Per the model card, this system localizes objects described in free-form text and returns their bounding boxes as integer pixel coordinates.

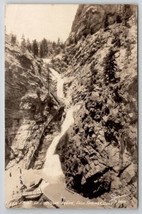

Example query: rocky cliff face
[68,5,135,44]
[56,4,137,207]
[5,38,61,169]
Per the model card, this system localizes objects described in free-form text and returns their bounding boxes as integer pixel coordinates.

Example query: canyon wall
[5,37,60,169]
[57,4,137,207]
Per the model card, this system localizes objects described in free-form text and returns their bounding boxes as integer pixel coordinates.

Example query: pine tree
[11,34,17,46]
[104,50,118,85]
[39,41,44,58]
[32,39,39,57]
[39,38,48,58]
[26,39,32,52]
[52,41,56,50]
[42,38,48,57]
[57,38,61,46]
[55,46,60,55]
[20,35,26,53]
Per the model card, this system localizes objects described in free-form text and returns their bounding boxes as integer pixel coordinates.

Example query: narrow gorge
[5,4,137,208]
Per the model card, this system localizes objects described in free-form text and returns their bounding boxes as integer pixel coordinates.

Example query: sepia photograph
[5,4,137,208]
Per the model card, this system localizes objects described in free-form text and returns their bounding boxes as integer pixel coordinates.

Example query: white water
[49,67,64,101]
[43,58,65,101]
[43,106,80,183]
[43,63,81,184]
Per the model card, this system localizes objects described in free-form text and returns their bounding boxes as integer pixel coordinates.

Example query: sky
[5,4,78,42]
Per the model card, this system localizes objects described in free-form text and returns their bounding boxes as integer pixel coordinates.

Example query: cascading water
[43,106,78,183]
[43,65,81,184]
[49,67,64,101]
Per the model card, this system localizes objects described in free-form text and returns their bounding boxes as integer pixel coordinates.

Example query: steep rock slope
[68,4,135,44]
[57,5,137,207]
[5,38,60,169]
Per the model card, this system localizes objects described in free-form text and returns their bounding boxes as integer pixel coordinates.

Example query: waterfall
[42,65,81,184]
[49,67,64,101]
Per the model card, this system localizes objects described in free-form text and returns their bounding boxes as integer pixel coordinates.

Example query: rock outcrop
[5,37,61,169]
[56,4,137,208]
[68,5,135,44]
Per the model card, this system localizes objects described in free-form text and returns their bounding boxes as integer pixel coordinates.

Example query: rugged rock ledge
[5,38,62,169]
[56,4,137,208]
